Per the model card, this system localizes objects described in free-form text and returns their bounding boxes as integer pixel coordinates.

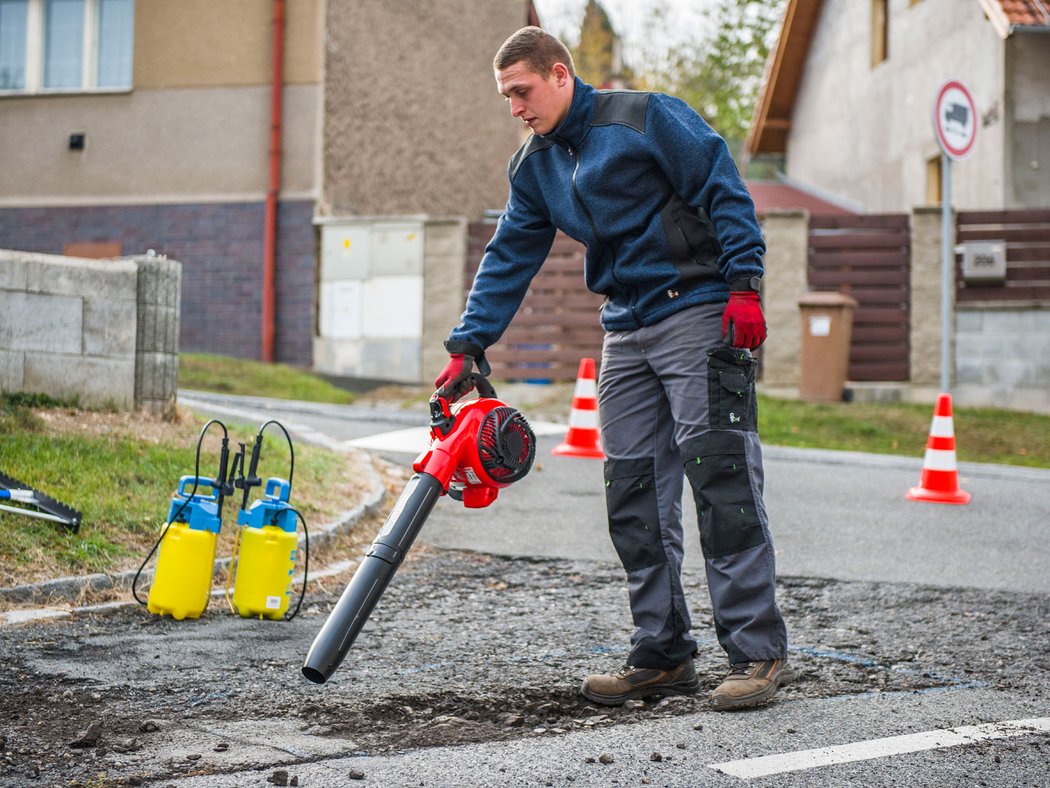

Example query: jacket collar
[546,77,595,149]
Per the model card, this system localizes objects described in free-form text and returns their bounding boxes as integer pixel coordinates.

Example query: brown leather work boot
[581,660,700,706]
[710,658,795,710]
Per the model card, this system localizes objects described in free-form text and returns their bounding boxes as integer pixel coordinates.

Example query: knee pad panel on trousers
[707,348,757,432]
[605,457,664,572]
[680,432,765,559]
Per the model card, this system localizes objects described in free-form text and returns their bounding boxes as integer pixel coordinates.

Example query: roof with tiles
[994,0,1050,26]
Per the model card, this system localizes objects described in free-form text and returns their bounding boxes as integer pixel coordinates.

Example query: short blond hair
[493,26,575,78]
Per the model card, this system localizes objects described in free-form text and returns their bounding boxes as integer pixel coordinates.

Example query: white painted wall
[787,0,1007,212]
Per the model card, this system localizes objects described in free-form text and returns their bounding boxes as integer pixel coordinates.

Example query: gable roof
[746,0,1050,157]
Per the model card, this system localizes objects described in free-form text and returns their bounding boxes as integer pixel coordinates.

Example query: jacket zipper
[566,143,639,325]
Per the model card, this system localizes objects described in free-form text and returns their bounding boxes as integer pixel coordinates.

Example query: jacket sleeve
[447,179,557,351]
[647,94,765,288]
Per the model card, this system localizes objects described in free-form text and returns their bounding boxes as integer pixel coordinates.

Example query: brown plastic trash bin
[798,291,859,402]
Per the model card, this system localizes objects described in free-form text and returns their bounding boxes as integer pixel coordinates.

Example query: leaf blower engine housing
[417,394,536,508]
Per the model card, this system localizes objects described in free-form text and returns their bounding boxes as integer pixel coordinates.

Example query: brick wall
[0,200,316,364]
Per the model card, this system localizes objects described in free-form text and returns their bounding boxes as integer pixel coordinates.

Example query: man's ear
[551,62,571,85]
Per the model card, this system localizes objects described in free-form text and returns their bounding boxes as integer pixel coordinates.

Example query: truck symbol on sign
[944,103,969,131]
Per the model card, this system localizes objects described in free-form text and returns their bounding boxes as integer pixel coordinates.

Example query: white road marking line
[708,717,1050,779]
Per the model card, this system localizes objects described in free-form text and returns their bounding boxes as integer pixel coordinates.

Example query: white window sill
[0,87,133,99]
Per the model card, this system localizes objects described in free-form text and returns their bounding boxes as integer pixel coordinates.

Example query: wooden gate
[465,223,602,382]
[808,215,911,381]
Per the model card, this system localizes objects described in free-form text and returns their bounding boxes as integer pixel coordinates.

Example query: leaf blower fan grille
[478,407,536,484]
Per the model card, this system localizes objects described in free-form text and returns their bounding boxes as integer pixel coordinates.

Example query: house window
[871,0,888,67]
[0,0,133,93]
[926,155,942,206]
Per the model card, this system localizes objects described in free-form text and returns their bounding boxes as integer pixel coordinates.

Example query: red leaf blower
[302,375,536,684]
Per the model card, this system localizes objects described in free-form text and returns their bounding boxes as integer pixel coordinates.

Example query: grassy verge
[178,352,356,404]
[757,394,1049,468]
[0,394,371,587]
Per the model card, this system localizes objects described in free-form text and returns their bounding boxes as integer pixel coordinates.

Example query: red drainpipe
[261,0,285,362]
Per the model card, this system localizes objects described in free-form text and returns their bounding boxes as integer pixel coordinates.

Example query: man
[435,27,792,711]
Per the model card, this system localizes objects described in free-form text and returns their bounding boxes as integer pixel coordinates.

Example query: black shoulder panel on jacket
[592,91,651,133]
[509,134,556,181]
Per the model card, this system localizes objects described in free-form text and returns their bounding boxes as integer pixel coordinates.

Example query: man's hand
[722,291,767,349]
[434,354,478,402]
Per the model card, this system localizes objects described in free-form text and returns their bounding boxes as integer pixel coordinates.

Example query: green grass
[178,352,356,404]
[757,394,1049,468]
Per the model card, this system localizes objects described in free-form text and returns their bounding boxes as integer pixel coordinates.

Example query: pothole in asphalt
[0,548,1043,785]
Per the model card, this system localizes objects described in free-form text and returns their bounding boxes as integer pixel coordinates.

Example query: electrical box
[960,241,1006,284]
[322,225,371,281]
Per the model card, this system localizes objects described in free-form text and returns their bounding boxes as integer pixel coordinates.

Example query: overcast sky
[531,0,717,72]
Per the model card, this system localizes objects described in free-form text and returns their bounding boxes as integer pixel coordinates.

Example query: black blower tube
[302,472,444,684]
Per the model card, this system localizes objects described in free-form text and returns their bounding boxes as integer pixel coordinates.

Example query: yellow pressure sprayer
[226,420,309,621]
[132,419,309,622]
[134,420,233,620]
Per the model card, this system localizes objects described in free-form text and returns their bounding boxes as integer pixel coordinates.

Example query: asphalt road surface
[0,391,1046,786]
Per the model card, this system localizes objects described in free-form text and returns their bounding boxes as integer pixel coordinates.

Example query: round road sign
[933,80,977,161]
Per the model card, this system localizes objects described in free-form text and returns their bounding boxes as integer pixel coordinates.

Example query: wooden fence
[808,214,911,381]
[955,209,1050,303]
[466,223,602,382]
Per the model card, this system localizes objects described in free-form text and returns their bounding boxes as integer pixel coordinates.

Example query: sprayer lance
[301,472,443,684]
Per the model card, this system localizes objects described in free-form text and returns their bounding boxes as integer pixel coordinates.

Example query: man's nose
[510,100,525,117]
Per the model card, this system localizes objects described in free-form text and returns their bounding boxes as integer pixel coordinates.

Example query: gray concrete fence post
[134,254,182,416]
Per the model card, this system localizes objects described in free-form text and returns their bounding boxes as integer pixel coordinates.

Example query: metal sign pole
[941,155,952,395]
[932,79,976,396]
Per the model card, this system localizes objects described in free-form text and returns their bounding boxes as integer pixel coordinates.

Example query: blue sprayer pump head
[238,477,296,532]
[167,476,222,534]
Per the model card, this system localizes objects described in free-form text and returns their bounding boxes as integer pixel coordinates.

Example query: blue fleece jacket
[447,77,764,354]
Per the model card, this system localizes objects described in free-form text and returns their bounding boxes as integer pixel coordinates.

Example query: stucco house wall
[787,0,1007,212]
[322,0,526,219]
[1006,32,1050,207]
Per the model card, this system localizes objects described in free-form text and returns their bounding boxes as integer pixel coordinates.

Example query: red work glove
[434,354,477,402]
[722,291,767,349]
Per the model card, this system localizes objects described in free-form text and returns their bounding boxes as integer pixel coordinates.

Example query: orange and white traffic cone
[906,393,971,505]
[552,358,605,459]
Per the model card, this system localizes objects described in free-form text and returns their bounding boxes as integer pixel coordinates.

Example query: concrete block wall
[955,306,1050,413]
[0,249,180,413]
[0,200,315,364]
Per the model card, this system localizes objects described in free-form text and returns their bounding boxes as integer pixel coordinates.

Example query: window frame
[871,0,888,68]
[0,0,133,96]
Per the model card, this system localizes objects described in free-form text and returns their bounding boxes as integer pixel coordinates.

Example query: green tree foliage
[571,0,629,87]
[645,0,787,156]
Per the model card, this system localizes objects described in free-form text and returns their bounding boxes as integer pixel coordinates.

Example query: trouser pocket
[680,432,765,559]
[605,457,664,572]
[707,348,757,431]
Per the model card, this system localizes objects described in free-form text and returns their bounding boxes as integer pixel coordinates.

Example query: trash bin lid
[798,291,859,308]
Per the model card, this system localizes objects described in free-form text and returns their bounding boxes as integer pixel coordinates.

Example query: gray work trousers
[598,302,788,669]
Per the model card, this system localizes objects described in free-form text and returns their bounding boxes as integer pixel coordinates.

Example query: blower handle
[429,373,498,436]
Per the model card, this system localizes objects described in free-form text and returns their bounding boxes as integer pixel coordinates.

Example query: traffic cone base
[552,358,604,460]
[905,393,970,505]
[906,482,972,505]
